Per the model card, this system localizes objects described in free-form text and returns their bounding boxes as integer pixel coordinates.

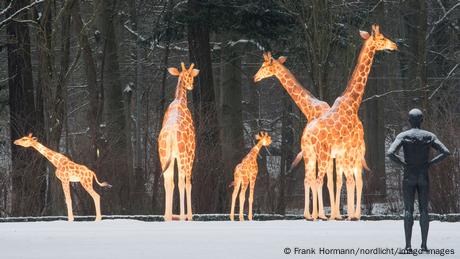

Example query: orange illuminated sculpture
[254,52,369,220]
[158,62,199,221]
[14,134,111,221]
[230,132,272,221]
[300,25,397,220]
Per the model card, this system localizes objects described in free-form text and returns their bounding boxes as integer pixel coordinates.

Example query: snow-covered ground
[0,219,458,258]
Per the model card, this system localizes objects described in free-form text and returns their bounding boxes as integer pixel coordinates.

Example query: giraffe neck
[340,40,376,113]
[174,78,187,102]
[247,142,263,160]
[273,64,320,121]
[31,142,62,168]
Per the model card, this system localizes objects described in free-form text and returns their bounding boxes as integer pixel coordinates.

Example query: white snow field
[0,219,459,259]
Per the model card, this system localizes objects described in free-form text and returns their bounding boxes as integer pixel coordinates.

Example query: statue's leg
[403,180,416,249]
[418,184,430,251]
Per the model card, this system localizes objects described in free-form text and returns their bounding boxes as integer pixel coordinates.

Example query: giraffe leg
[316,177,327,220]
[333,169,344,220]
[345,171,356,220]
[354,167,363,220]
[61,181,74,222]
[332,159,344,220]
[230,178,241,221]
[80,179,102,221]
[185,174,193,221]
[239,182,248,221]
[316,150,331,220]
[304,157,315,220]
[178,168,186,221]
[326,160,335,220]
[248,181,255,221]
[163,165,174,221]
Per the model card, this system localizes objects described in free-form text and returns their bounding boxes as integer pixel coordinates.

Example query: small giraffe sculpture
[230,132,272,221]
[301,25,397,220]
[158,62,199,221]
[254,52,369,220]
[14,134,111,221]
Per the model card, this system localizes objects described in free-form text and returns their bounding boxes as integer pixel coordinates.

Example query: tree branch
[0,0,44,29]
[428,63,459,100]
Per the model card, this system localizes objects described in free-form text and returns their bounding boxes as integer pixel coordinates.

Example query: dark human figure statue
[387,108,450,252]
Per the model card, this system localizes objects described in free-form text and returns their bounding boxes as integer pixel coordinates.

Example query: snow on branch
[362,86,430,103]
[0,0,44,29]
[123,23,188,52]
[426,2,460,39]
[428,63,459,100]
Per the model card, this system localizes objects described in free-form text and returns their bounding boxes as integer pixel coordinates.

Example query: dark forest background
[0,0,458,217]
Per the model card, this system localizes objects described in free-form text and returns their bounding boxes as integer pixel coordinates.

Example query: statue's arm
[387,134,406,166]
[429,136,451,166]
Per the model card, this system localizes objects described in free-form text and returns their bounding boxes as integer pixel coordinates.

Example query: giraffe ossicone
[14,133,111,222]
[230,131,272,221]
[158,62,199,221]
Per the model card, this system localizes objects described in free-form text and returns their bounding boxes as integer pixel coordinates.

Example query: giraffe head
[359,24,398,52]
[256,131,272,146]
[168,62,200,90]
[254,52,287,82]
[14,133,38,148]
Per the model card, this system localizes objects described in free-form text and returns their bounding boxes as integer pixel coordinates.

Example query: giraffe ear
[255,134,261,140]
[278,56,287,64]
[359,30,370,40]
[32,137,37,141]
[168,67,180,76]
[191,69,199,77]
[28,133,32,138]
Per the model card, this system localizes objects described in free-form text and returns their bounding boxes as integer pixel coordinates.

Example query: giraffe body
[158,63,199,221]
[255,52,368,220]
[301,25,397,220]
[14,134,110,221]
[230,132,271,221]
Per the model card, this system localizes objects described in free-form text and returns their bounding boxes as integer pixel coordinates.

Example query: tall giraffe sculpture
[14,134,111,221]
[254,52,368,220]
[158,62,199,221]
[230,132,272,221]
[301,25,397,220]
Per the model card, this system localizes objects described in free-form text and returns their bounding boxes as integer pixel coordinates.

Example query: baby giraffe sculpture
[14,134,111,221]
[230,132,272,221]
[158,62,199,221]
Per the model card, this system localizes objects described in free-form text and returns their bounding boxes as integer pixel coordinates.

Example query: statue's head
[359,24,398,52]
[168,62,199,91]
[254,52,287,82]
[256,131,272,147]
[14,133,38,148]
[408,108,423,128]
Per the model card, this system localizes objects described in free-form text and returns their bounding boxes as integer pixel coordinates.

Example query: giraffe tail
[288,151,303,174]
[93,172,112,188]
[362,157,371,172]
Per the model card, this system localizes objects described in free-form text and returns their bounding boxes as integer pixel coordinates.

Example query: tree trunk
[276,91,294,214]
[218,39,244,211]
[96,0,130,214]
[6,0,46,216]
[187,0,222,213]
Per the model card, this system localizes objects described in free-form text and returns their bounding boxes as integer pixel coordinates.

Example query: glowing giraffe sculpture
[158,62,199,221]
[230,132,272,221]
[301,25,397,220]
[14,134,111,221]
[254,52,369,220]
